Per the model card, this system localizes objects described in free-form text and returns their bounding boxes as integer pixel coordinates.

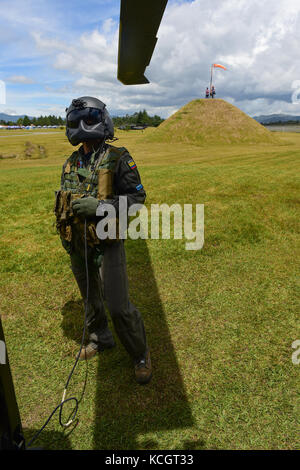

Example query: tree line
[0,115,65,126]
[0,109,164,128]
[264,120,300,126]
[112,110,164,128]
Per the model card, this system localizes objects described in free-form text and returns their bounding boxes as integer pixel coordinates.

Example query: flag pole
[210,64,213,98]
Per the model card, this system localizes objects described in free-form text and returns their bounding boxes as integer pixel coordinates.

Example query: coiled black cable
[27,219,89,448]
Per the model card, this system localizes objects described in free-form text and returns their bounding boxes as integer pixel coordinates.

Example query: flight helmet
[65,96,114,146]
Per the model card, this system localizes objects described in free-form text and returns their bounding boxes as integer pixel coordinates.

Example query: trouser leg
[101,241,147,360]
[70,251,114,350]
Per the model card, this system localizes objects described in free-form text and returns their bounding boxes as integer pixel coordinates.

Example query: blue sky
[1,0,300,118]
[0,0,122,115]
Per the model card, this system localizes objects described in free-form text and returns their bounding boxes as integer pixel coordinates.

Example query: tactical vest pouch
[74,218,101,247]
[97,168,122,242]
[54,190,100,246]
[54,190,75,242]
[97,168,114,200]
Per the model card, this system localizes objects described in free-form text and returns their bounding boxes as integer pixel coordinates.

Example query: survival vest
[54,144,127,247]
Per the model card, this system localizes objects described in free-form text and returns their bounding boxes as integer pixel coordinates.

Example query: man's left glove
[72,196,99,218]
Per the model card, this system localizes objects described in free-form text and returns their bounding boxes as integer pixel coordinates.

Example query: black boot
[134,350,152,385]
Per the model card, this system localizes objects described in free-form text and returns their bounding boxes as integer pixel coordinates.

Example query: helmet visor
[67,107,103,129]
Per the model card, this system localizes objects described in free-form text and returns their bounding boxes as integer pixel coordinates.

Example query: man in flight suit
[55,96,152,384]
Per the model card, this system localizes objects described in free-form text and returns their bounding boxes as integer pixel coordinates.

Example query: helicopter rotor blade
[118,0,168,85]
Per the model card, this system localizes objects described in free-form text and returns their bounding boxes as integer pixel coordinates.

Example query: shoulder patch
[127,159,137,170]
[136,183,143,191]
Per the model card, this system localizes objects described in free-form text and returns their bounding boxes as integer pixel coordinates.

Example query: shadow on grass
[61,238,195,449]
[94,238,194,449]
[24,428,73,450]
[61,299,85,343]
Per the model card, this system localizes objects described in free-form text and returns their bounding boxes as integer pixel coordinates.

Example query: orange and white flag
[213,64,227,70]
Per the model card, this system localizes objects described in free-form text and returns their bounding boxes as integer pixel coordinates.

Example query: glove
[72,197,99,218]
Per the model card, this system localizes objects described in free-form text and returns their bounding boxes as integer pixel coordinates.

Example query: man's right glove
[72,196,99,218]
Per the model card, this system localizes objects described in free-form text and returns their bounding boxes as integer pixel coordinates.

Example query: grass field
[0,127,299,450]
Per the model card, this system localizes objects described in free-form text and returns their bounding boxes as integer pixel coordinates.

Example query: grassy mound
[142,99,280,145]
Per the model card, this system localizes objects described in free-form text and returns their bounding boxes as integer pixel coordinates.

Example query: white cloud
[7,75,34,84]
[11,0,300,117]
[102,18,117,35]
[32,32,67,53]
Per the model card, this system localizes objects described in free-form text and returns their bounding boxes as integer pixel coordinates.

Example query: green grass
[0,129,299,449]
